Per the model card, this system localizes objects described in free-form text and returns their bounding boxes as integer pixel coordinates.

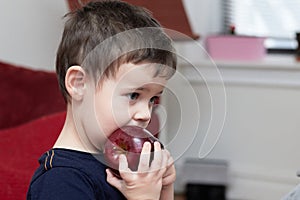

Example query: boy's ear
[65,66,87,101]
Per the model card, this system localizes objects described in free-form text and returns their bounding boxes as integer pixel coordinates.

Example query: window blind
[224,0,300,50]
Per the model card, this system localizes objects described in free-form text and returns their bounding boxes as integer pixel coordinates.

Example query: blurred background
[0,0,300,199]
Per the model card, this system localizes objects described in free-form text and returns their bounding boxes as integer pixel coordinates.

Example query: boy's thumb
[106,169,122,191]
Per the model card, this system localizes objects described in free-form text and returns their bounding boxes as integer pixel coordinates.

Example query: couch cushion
[0,61,66,129]
[0,111,65,200]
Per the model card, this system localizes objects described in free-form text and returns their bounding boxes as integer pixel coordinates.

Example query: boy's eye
[128,92,139,100]
[150,96,159,105]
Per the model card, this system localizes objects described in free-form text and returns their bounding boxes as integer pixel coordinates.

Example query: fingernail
[144,141,150,147]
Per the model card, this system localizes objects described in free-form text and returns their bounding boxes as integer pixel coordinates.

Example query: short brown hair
[56,0,177,102]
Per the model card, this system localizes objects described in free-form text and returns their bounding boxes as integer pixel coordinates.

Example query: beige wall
[0,0,222,70]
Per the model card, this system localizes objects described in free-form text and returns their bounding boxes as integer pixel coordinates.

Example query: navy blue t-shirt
[27,148,126,200]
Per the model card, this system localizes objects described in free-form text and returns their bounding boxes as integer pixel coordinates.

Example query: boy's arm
[160,153,176,200]
[28,168,96,200]
[160,184,174,200]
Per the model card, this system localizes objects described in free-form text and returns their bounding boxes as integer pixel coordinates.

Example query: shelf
[178,55,300,88]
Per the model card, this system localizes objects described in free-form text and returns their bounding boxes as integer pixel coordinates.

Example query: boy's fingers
[137,142,151,172]
[119,154,134,180]
[119,154,130,173]
[106,169,123,191]
[150,141,163,171]
[165,150,174,167]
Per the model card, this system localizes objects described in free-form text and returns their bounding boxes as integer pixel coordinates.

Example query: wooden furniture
[67,0,199,40]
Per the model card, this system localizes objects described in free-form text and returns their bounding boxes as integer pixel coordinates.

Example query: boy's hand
[160,151,176,200]
[162,151,176,187]
[106,141,169,200]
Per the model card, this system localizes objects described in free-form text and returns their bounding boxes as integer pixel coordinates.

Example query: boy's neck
[53,105,101,154]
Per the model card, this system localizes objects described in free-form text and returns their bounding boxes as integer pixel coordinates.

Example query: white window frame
[223,0,300,51]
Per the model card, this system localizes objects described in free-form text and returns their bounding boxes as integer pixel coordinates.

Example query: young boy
[27,0,177,200]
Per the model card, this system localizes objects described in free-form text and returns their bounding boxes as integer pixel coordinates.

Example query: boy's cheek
[110,111,132,130]
[110,99,132,124]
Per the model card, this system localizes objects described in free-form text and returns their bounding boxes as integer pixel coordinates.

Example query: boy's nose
[132,102,152,125]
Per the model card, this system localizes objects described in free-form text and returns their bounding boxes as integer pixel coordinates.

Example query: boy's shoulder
[27,148,125,200]
[32,148,106,179]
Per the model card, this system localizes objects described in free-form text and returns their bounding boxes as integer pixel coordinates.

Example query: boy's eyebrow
[135,87,164,95]
[136,87,148,92]
[157,90,164,95]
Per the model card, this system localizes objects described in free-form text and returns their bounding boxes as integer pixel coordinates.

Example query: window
[224,0,300,52]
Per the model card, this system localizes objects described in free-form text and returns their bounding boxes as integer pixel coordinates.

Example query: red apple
[103,126,164,178]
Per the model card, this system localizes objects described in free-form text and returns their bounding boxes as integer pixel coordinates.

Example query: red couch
[0,61,66,199]
[0,112,66,199]
[0,61,160,199]
[0,61,66,130]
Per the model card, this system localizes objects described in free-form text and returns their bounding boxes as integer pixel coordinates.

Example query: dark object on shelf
[186,184,226,200]
[295,32,300,61]
[229,24,235,35]
[182,158,228,200]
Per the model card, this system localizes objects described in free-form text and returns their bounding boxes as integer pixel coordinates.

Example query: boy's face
[80,62,168,148]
